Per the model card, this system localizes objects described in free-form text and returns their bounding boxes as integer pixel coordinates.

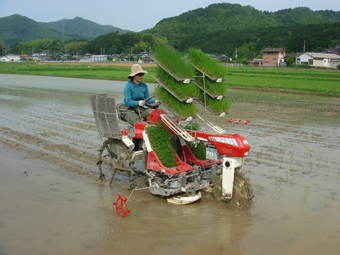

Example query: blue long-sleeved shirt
[123,80,155,107]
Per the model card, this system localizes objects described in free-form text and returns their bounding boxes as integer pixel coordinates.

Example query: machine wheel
[231,170,254,209]
[213,170,254,209]
[151,177,164,188]
[149,177,165,196]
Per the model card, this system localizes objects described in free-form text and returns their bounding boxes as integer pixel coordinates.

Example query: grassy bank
[0,62,158,83]
[1,62,339,96]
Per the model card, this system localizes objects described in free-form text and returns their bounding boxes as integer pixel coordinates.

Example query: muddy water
[0,74,339,255]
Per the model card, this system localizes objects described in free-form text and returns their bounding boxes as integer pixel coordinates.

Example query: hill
[0,15,131,47]
[0,14,76,46]
[146,3,340,37]
[39,17,131,40]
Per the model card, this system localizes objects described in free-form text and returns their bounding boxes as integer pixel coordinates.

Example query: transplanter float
[90,94,254,208]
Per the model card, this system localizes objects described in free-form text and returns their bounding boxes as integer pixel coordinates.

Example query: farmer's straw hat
[127,64,148,78]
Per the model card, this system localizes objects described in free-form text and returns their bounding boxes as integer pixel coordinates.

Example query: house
[90,55,108,62]
[251,58,263,67]
[296,52,340,68]
[285,53,299,61]
[324,45,340,55]
[142,55,153,63]
[111,54,121,61]
[216,54,228,62]
[0,56,9,62]
[7,54,21,62]
[261,48,286,67]
[20,54,31,61]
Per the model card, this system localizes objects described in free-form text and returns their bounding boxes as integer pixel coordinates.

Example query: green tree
[286,57,294,67]
[0,41,6,55]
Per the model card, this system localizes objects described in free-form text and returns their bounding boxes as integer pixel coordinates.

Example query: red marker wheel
[113,194,130,219]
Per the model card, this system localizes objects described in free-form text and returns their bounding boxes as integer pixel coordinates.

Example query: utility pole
[303,40,306,53]
[62,23,65,44]
[235,48,238,60]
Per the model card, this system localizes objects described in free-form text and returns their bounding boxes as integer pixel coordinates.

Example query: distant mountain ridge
[0,14,131,47]
[146,3,340,36]
[39,17,131,40]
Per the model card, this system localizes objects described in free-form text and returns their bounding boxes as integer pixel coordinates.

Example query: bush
[337,64,340,70]
[286,57,294,67]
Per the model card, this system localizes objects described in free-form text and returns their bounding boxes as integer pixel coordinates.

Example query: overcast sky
[1,0,339,32]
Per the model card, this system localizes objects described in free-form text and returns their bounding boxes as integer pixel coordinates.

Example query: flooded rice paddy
[0,74,339,255]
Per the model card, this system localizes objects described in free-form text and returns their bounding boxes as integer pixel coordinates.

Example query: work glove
[155,100,161,106]
[138,100,146,107]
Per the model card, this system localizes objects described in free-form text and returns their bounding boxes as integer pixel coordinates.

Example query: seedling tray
[190,63,226,82]
[151,57,195,83]
[152,75,196,102]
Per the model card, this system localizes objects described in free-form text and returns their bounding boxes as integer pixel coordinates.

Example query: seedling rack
[192,80,226,99]
[152,75,195,103]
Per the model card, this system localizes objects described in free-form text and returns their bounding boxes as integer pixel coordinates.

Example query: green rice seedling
[303,186,310,203]
[270,168,277,175]
[275,178,283,193]
[157,67,200,99]
[154,45,195,79]
[186,142,206,160]
[330,192,340,201]
[146,123,177,168]
[198,93,232,113]
[155,86,199,117]
[194,70,228,95]
[187,48,227,78]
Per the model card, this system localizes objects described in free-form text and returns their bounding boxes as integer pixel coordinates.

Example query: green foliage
[157,67,199,99]
[83,31,168,55]
[8,39,67,54]
[0,41,5,55]
[176,22,340,58]
[286,57,295,67]
[146,124,177,168]
[337,64,340,71]
[237,42,256,59]
[147,3,340,37]
[154,45,195,78]
[64,40,89,55]
[187,49,227,78]
[155,86,199,117]
[239,59,250,65]
[187,142,206,160]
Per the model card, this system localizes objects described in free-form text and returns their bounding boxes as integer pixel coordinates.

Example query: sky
[0,0,339,32]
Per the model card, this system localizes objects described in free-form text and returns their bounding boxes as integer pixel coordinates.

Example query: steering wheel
[145,102,159,109]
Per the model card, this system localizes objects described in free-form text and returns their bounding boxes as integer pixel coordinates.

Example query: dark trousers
[119,105,153,126]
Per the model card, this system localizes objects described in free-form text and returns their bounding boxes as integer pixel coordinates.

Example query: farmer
[120,64,161,125]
